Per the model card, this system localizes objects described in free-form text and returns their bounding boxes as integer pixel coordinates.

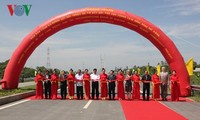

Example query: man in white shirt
[75,69,83,100]
[159,67,169,101]
[90,68,100,100]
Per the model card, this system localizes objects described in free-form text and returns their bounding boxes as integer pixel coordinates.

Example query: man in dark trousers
[75,69,84,100]
[141,71,151,101]
[44,70,51,99]
[90,68,100,100]
[59,70,67,99]
[107,70,116,100]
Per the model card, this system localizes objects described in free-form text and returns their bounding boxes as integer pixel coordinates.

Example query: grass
[189,91,200,102]
[189,96,200,102]
[0,85,35,97]
[190,74,200,85]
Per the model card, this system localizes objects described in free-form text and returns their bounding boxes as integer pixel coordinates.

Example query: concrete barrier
[0,90,35,106]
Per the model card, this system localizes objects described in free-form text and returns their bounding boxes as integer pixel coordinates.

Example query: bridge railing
[191,85,200,96]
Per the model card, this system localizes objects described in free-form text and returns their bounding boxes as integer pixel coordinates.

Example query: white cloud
[45,35,92,47]
[0,25,32,62]
[160,0,200,16]
[0,22,164,70]
[26,39,163,71]
[0,47,13,62]
[0,25,29,42]
[160,23,200,63]
[161,23,200,38]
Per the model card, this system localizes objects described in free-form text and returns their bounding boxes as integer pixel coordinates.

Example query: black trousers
[108,82,115,100]
[92,82,99,99]
[60,80,67,99]
[44,81,51,99]
[76,86,83,99]
[143,84,150,100]
[161,84,168,100]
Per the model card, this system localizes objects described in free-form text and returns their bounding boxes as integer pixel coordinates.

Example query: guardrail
[19,77,34,83]
[191,85,200,96]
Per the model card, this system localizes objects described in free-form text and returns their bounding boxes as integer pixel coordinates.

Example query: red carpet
[120,101,187,120]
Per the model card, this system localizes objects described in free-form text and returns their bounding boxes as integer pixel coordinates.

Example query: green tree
[20,67,36,78]
[36,66,47,73]
[0,60,9,79]
[36,66,61,74]
[0,60,36,79]
[193,61,197,70]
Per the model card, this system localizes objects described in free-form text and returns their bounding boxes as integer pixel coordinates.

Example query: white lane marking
[0,99,30,110]
[83,100,93,109]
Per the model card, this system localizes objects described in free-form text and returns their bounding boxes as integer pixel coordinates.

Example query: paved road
[0,97,200,120]
[1,81,200,120]
[0,100,125,120]
[162,102,200,120]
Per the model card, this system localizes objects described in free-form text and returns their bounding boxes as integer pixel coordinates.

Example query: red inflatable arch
[1,7,191,96]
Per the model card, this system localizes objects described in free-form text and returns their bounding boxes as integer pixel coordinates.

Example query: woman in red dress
[100,68,108,100]
[116,69,125,100]
[152,70,161,100]
[83,69,91,99]
[51,70,58,100]
[132,71,140,100]
[170,70,180,101]
[35,70,44,99]
[67,69,75,99]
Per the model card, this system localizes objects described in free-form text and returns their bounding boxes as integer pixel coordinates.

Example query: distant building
[194,68,200,73]
[194,68,200,77]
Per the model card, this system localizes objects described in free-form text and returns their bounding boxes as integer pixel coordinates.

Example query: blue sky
[0,0,200,71]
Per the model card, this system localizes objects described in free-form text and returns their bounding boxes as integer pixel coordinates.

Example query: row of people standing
[34,68,122,100]
[34,67,180,101]
[35,70,60,100]
[151,67,180,101]
[35,69,85,100]
[121,67,180,101]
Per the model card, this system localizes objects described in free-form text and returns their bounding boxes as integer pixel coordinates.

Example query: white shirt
[75,74,83,86]
[90,73,100,82]
[159,72,169,84]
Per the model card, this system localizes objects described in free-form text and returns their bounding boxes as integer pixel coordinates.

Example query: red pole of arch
[1,7,191,96]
